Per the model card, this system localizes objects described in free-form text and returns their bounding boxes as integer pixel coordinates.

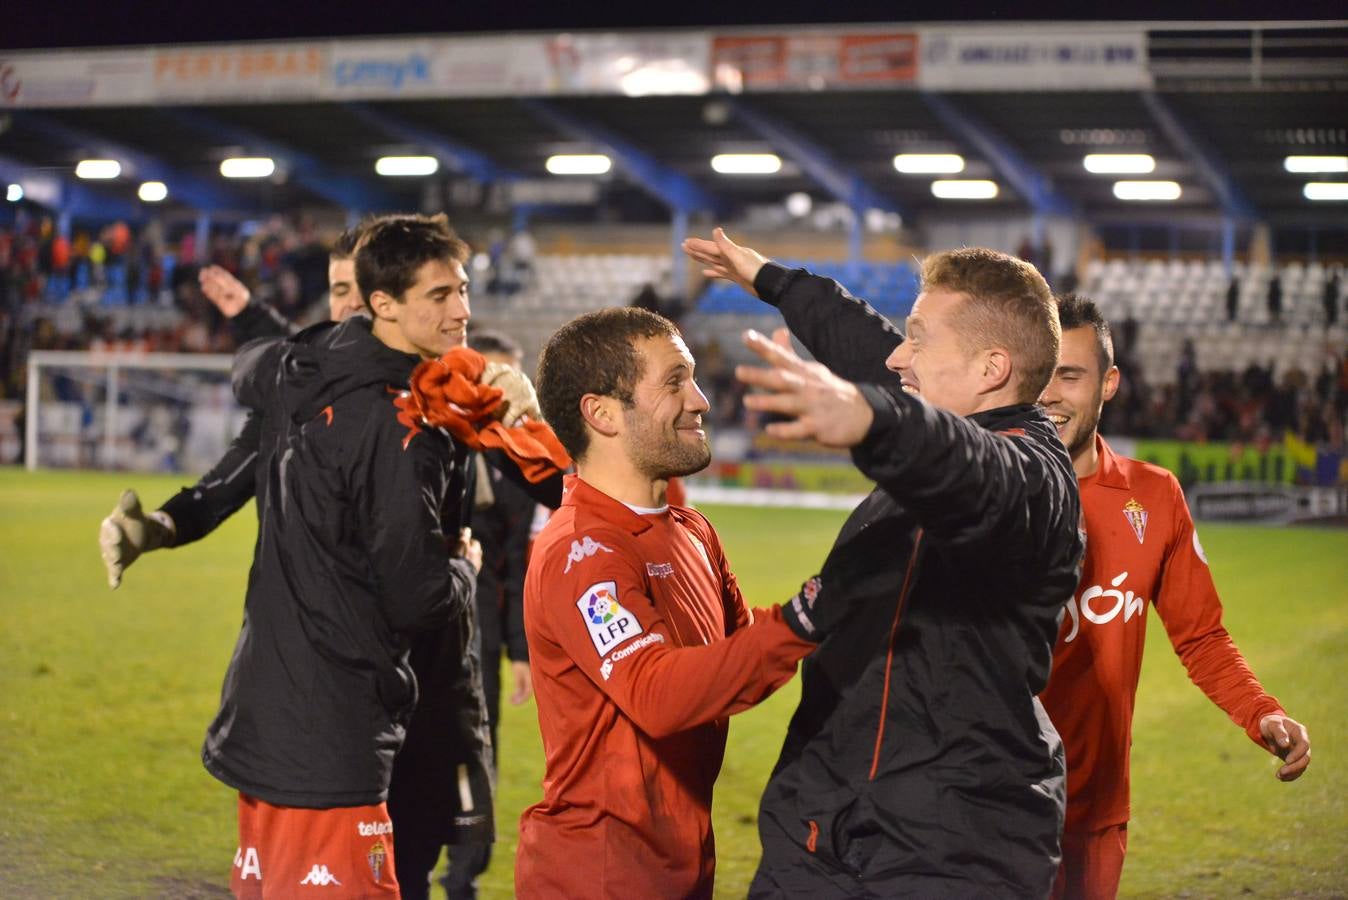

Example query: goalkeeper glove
[482,362,542,427]
[98,490,175,590]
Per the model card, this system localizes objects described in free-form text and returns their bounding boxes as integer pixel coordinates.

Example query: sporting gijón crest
[1123,497,1148,544]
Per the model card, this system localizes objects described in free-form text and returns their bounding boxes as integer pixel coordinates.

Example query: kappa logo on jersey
[1123,497,1148,544]
[646,561,674,578]
[564,535,614,573]
[576,581,644,656]
[234,846,262,881]
[1063,571,1148,642]
[299,864,342,886]
[367,840,388,882]
[599,632,666,680]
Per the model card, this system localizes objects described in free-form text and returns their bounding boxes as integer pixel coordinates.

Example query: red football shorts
[231,793,400,898]
[1052,823,1129,900]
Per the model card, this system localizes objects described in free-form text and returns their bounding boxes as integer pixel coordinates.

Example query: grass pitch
[1,467,1345,898]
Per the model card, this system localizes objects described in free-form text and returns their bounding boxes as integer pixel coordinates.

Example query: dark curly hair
[537,307,681,461]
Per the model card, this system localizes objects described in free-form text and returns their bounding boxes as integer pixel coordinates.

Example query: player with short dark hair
[682,228,1083,898]
[201,213,480,898]
[1038,293,1310,900]
[517,306,865,899]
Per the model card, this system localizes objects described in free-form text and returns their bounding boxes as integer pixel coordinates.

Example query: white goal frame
[25,350,236,472]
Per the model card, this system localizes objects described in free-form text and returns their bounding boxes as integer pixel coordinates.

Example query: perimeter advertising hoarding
[710,32,917,91]
[2,27,1154,108]
[916,28,1150,90]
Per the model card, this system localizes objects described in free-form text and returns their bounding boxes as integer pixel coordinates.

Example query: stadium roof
[1,23,1345,230]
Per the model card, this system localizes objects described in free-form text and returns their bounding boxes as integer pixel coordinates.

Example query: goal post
[25,350,244,474]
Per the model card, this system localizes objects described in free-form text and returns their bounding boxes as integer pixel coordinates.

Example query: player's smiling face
[884,288,985,416]
[1039,325,1118,459]
[327,257,364,322]
[375,257,471,360]
[621,333,711,481]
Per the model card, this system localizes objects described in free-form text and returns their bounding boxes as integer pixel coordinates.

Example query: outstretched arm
[682,227,903,385]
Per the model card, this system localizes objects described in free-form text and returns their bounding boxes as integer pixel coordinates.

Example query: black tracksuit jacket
[166,303,561,835]
[747,264,1084,899]
[201,316,478,808]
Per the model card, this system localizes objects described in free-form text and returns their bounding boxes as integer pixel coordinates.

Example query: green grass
[1,467,1345,898]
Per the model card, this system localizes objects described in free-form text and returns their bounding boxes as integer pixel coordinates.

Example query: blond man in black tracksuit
[685,230,1084,898]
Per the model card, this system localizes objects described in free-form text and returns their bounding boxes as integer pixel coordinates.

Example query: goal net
[24,351,245,474]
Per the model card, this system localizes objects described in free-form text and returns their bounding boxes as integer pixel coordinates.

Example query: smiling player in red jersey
[1038,294,1311,900]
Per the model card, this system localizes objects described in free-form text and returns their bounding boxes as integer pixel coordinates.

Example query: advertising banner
[918,28,1150,90]
[711,31,917,91]
[152,42,326,102]
[0,51,151,108]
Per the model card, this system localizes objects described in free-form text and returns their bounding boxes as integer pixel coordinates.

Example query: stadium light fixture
[1112,180,1181,201]
[785,192,812,217]
[137,181,168,202]
[375,156,440,177]
[930,179,998,200]
[1284,155,1348,174]
[1083,153,1155,174]
[1303,182,1348,201]
[6,184,21,202]
[220,157,276,179]
[75,159,121,180]
[893,153,965,174]
[711,153,782,175]
[545,154,612,175]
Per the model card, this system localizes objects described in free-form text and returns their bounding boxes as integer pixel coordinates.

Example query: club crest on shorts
[1123,498,1148,544]
[576,581,644,656]
[367,839,387,882]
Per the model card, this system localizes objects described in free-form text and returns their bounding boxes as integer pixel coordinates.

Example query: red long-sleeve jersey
[516,476,814,899]
[1040,437,1284,832]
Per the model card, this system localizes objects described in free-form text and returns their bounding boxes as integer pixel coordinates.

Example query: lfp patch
[576,581,644,657]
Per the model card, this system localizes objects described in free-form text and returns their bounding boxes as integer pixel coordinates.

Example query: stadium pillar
[195,214,210,264]
[670,207,689,299]
[1221,217,1235,276]
[848,209,863,277]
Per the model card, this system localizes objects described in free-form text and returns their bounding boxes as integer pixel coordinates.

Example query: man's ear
[979,347,1014,394]
[1102,365,1121,403]
[579,393,621,440]
[368,289,399,322]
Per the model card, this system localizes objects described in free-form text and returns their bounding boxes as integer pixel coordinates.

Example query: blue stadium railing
[696,259,920,319]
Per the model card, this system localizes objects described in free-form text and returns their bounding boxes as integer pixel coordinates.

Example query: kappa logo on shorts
[234,846,262,881]
[576,581,644,656]
[564,535,613,573]
[299,864,342,886]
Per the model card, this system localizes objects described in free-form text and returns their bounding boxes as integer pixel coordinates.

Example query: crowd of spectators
[2,215,1344,454]
[1100,329,1346,452]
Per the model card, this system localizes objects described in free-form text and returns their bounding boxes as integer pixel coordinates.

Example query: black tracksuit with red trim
[748,264,1084,898]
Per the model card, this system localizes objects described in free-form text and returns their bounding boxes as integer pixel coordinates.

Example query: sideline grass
[1,467,1344,897]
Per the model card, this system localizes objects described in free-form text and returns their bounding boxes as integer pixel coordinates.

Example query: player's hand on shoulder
[1260,714,1311,781]
[483,362,542,426]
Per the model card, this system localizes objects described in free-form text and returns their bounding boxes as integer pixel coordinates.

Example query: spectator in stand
[1226,275,1241,322]
[1267,274,1283,324]
[1324,268,1341,329]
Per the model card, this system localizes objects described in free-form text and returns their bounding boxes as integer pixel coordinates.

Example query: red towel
[399,347,571,483]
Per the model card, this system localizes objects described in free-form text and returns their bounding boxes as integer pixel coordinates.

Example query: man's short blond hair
[919,248,1060,402]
